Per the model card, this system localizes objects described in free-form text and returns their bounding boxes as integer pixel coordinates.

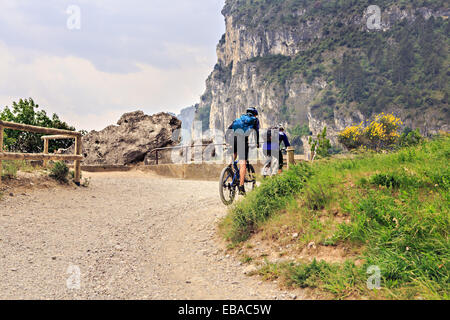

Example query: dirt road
[0,171,299,300]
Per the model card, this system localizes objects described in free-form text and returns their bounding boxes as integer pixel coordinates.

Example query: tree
[0,98,77,153]
[309,126,331,160]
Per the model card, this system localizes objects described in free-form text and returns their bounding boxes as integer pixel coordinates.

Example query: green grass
[258,259,367,299]
[240,254,254,264]
[1,160,35,178]
[221,135,450,299]
[220,163,312,243]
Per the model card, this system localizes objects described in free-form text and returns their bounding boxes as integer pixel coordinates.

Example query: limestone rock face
[71,111,181,165]
[218,13,322,69]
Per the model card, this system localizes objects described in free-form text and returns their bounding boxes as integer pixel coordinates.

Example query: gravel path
[0,171,299,300]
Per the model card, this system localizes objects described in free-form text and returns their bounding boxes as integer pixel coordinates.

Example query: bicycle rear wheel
[219,166,236,206]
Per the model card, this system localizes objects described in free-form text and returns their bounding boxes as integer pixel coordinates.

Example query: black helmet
[246,107,258,116]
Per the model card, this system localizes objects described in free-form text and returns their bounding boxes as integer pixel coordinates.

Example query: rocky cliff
[196,0,449,154]
[67,111,181,165]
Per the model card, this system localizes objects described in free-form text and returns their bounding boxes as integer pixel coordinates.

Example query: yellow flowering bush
[339,113,403,150]
[338,122,364,149]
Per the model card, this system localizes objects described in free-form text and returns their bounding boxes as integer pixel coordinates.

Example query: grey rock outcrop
[68,111,181,165]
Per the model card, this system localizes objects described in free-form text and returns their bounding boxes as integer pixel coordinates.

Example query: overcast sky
[0,0,225,130]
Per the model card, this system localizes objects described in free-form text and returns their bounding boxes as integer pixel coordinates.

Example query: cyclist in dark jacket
[263,124,291,174]
[227,107,260,195]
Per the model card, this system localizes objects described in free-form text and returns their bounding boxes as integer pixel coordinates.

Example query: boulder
[67,111,181,165]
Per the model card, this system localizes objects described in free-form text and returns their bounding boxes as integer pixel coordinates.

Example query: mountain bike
[219,145,257,206]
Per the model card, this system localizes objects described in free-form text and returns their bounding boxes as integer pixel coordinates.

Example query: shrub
[49,161,69,183]
[338,123,364,149]
[365,113,403,149]
[399,128,424,147]
[339,113,403,150]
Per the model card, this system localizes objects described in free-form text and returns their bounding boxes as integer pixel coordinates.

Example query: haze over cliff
[194,0,449,154]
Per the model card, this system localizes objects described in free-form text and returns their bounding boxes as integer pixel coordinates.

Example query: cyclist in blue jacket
[263,124,291,174]
[226,107,260,195]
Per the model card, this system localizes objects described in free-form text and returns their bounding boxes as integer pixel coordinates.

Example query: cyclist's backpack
[231,114,257,133]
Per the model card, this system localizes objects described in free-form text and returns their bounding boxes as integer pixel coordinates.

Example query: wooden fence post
[0,126,3,185]
[74,136,82,186]
[43,138,49,167]
[287,146,295,170]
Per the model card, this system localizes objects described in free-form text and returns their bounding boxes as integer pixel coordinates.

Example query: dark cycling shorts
[233,135,250,161]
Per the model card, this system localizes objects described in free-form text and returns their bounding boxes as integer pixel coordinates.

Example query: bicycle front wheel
[219,166,236,206]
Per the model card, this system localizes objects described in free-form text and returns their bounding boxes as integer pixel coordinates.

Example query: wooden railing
[41,135,77,167]
[0,121,83,186]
